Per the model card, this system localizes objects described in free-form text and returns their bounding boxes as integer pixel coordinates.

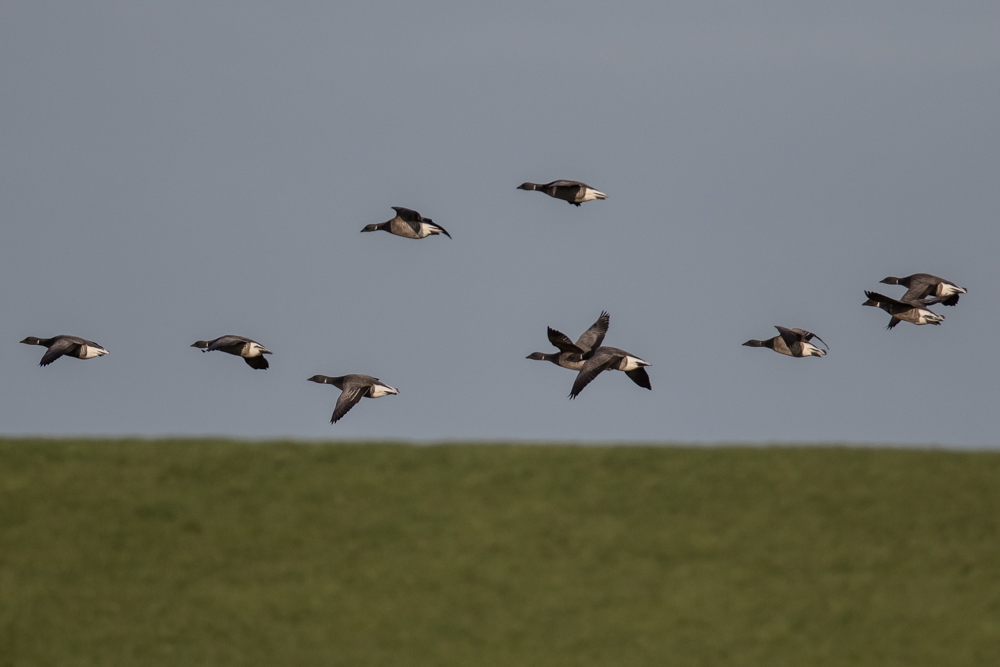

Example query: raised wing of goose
[546,327,585,354]
[391,207,452,239]
[574,311,609,355]
[776,326,829,353]
[390,207,425,235]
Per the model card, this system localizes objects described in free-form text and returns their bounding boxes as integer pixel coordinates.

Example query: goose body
[880,273,967,306]
[307,374,399,423]
[191,335,272,369]
[20,335,109,367]
[527,311,610,371]
[517,180,607,206]
[361,207,451,239]
[862,291,944,329]
[568,346,651,399]
[743,326,828,358]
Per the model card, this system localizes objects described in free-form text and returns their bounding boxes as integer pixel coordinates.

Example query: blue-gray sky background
[2,2,998,446]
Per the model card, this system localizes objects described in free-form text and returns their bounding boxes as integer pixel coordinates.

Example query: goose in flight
[743,326,828,358]
[517,180,607,206]
[568,346,651,399]
[879,273,967,306]
[191,335,272,369]
[20,335,109,367]
[307,374,399,423]
[361,207,451,239]
[862,291,945,329]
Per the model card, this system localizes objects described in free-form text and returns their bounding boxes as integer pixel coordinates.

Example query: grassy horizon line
[1,435,996,451]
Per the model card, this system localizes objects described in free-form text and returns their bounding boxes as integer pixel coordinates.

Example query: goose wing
[574,311,609,353]
[864,291,907,308]
[332,385,367,423]
[547,327,584,354]
[545,180,588,189]
[569,350,623,400]
[244,356,269,370]
[774,326,804,351]
[789,327,829,351]
[38,337,79,366]
[624,367,651,390]
[922,294,960,307]
[391,207,424,235]
[430,221,452,239]
[899,275,938,302]
[207,336,248,354]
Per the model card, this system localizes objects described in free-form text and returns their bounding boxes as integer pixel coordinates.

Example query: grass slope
[1,440,998,666]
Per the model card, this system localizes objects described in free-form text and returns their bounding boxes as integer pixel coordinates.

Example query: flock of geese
[19,180,968,424]
[739,272,967,359]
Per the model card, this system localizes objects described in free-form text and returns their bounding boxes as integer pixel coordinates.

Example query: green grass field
[1,440,998,666]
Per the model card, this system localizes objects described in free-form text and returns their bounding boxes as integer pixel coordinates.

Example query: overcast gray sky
[2,2,998,446]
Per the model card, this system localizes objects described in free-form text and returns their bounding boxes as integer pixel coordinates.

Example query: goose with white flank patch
[526,311,610,371]
[517,180,607,206]
[743,326,829,358]
[191,335,272,369]
[568,346,651,400]
[361,207,451,239]
[880,273,967,306]
[307,374,399,423]
[862,291,945,329]
[20,335,109,367]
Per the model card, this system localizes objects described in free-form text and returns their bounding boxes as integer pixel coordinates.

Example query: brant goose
[361,207,451,239]
[527,311,610,370]
[191,335,272,369]
[743,326,828,358]
[568,346,651,399]
[517,180,607,206]
[862,291,945,329]
[307,374,399,423]
[20,335,109,367]
[880,273,967,306]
